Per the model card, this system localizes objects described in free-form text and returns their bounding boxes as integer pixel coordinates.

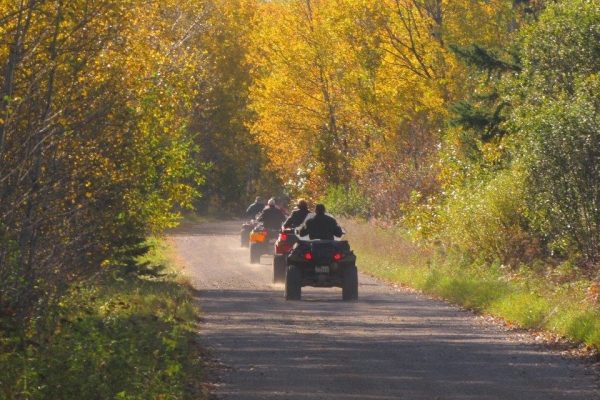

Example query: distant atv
[285,238,358,301]
[240,220,257,248]
[249,224,279,264]
[272,228,299,283]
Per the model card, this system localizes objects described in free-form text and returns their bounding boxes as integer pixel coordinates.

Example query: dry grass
[343,218,600,350]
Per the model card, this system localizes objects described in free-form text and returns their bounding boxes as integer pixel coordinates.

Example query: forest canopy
[1,0,598,351]
[1,0,598,398]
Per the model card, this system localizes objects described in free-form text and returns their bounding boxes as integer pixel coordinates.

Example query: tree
[0,0,204,328]
[190,0,282,213]
[513,0,600,264]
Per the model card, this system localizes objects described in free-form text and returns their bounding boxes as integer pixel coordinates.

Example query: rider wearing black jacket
[257,198,287,230]
[245,197,265,219]
[298,204,343,240]
[283,199,310,229]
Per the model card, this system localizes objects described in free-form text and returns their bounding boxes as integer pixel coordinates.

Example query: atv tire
[285,265,302,300]
[273,254,287,283]
[250,243,262,264]
[342,265,358,301]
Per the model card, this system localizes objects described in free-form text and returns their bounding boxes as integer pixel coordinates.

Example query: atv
[272,228,298,283]
[285,239,358,301]
[249,224,280,264]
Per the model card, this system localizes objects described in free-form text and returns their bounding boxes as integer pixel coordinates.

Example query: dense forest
[0,0,598,398]
[246,0,598,270]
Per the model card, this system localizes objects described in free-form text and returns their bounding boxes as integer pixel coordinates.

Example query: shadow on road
[191,288,597,400]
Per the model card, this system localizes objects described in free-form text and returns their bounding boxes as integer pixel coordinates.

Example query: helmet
[268,197,277,206]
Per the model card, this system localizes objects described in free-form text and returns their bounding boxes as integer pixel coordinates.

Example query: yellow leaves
[245,0,525,198]
[248,0,450,189]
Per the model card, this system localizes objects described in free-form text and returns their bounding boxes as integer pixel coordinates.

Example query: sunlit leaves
[0,0,205,319]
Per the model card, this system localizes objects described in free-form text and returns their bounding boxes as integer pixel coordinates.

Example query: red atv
[272,228,299,283]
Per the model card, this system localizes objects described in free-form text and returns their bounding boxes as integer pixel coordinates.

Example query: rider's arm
[333,223,343,238]
[298,221,309,237]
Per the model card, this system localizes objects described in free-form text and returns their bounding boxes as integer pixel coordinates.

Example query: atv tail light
[304,252,313,261]
[333,252,343,261]
[280,233,288,241]
[275,243,293,254]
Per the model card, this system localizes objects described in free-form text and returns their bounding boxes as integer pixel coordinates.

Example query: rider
[245,196,265,219]
[298,203,343,240]
[257,198,287,230]
[283,199,311,229]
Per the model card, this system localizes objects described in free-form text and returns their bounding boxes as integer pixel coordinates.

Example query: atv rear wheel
[273,254,286,283]
[250,243,262,264]
[285,265,302,300]
[342,265,358,301]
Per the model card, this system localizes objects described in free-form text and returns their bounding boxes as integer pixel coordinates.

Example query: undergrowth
[344,219,600,349]
[0,238,205,400]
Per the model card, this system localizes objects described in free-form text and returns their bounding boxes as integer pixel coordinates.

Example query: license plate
[315,266,330,274]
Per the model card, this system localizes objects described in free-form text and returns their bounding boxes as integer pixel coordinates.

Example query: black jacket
[257,205,286,229]
[283,207,310,229]
[246,202,265,218]
[298,213,343,240]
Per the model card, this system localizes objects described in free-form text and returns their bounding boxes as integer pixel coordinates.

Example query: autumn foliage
[247,0,599,269]
[0,1,204,321]
[2,0,597,320]
[1,1,599,395]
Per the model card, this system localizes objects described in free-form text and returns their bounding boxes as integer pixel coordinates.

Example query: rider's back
[258,205,286,229]
[301,213,342,240]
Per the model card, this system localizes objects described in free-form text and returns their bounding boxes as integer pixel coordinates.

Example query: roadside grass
[344,219,600,349]
[0,238,205,400]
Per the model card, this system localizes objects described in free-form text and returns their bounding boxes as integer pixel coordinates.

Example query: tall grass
[0,238,205,400]
[344,219,600,348]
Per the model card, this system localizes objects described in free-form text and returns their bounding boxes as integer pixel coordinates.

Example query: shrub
[512,0,600,264]
[322,183,370,219]
[0,239,204,400]
[439,166,538,265]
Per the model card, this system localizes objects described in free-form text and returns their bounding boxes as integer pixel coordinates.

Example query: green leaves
[521,0,600,97]
[511,0,600,263]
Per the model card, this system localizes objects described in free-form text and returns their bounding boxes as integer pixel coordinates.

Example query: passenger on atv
[283,199,311,229]
[245,196,265,219]
[240,196,265,248]
[272,199,310,283]
[297,203,343,240]
[285,203,358,301]
[257,198,286,230]
[248,198,287,264]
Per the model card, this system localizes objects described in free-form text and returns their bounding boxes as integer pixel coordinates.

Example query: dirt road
[171,221,598,400]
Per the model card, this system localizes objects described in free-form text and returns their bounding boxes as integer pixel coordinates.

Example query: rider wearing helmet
[298,203,343,240]
[245,196,265,219]
[283,199,311,229]
[257,197,287,230]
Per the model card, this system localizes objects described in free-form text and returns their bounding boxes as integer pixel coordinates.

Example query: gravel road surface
[170,221,599,400]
